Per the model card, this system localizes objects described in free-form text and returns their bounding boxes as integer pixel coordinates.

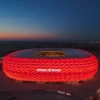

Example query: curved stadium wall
[3,48,98,82]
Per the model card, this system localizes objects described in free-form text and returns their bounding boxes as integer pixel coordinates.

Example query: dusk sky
[0,0,100,41]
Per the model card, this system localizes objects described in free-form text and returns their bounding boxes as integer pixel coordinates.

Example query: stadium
[3,48,98,82]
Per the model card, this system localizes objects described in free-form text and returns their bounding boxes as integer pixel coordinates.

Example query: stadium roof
[12,48,91,58]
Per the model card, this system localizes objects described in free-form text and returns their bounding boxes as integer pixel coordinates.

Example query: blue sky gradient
[0,0,99,41]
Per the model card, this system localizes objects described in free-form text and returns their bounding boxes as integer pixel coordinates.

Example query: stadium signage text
[36,68,61,72]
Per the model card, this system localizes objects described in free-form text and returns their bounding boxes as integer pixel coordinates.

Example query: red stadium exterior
[3,48,98,82]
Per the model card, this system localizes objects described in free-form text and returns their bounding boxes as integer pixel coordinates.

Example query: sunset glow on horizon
[0,31,59,40]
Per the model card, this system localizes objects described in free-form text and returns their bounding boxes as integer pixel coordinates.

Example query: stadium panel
[3,48,98,82]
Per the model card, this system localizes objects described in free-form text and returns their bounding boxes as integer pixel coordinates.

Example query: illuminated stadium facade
[3,48,98,82]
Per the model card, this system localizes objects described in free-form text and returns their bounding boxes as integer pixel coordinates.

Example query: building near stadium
[3,48,98,82]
